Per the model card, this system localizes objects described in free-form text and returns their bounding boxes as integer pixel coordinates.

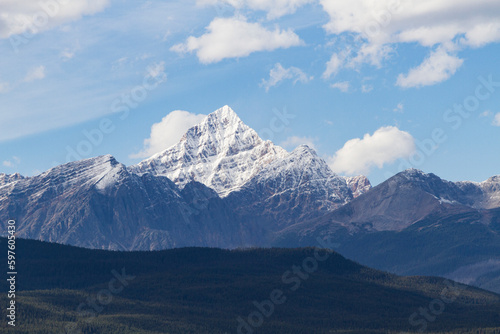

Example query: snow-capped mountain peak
[130,106,288,197]
[130,105,371,204]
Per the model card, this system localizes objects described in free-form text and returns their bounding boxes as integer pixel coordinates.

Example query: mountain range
[1,105,499,294]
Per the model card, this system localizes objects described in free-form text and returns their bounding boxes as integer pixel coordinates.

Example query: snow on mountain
[344,175,372,198]
[130,106,287,197]
[0,155,125,202]
[394,168,500,210]
[457,175,500,209]
[242,144,354,207]
[0,173,24,187]
[221,144,363,229]
[130,105,372,208]
[0,154,250,250]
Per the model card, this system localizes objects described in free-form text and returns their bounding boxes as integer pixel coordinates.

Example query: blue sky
[0,0,499,185]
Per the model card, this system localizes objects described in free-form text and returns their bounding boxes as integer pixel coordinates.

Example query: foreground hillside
[1,238,499,333]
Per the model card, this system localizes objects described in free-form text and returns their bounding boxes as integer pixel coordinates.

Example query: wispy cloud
[2,156,21,168]
[396,49,463,88]
[393,103,404,113]
[60,49,76,61]
[330,81,349,92]
[261,63,312,92]
[0,0,111,39]
[197,0,313,19]
[0,81,9,93]
[493,113,500,127]
[361,84,373,93]
[24,66,46,82]
[323,50,349,79]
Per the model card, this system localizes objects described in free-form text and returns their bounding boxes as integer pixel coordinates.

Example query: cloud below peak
[130,110,207,159]
[329,126,416,175]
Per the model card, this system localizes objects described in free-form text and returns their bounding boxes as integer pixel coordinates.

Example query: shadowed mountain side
[274,171,500,294]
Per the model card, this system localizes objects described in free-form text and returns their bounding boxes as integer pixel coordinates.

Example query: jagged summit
[384,168,500,210]
[130,106,372,201]
[345,175,371,198]
[129,106,288,197]
[0,173,24,187]
[149,105,258,160]
[398,168,427,177]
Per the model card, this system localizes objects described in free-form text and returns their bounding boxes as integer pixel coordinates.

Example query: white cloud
[396,49,463,88]
[393,103,404,113]
[2,156,20,168]
[330,81,349,92]
[319,0,500,85]
[131,110,207,159]
[24,66,46,82]
[146,61,167,82]
[60,49,75,61]
[261,63,312,91]
[493,113,500,127]
[0,81,9,93]
[480,110,493,117]
[197,0,313,19]
[0,0,110,39]
[323,51,347,79]
[329,126,416,175]
[361,84,373,93]
[170,17,303,64]
[460,22,500,48]
[281,136,317,150]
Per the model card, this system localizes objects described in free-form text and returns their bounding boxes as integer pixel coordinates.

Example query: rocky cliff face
[225,145,356,229]
[0,155,249,250]
[345,175,372,198]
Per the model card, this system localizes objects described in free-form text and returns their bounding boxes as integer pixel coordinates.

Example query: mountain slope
[225,145,357,229]
[0,155,249,250]
[129,105,289,197]
[457,175,500,209]
[0,106,370,250]
[129,105,367,204]
[129,105,367,229]
[275,169,500,293]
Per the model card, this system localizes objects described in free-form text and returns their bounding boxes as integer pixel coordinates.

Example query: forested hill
[1,237,499,333]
